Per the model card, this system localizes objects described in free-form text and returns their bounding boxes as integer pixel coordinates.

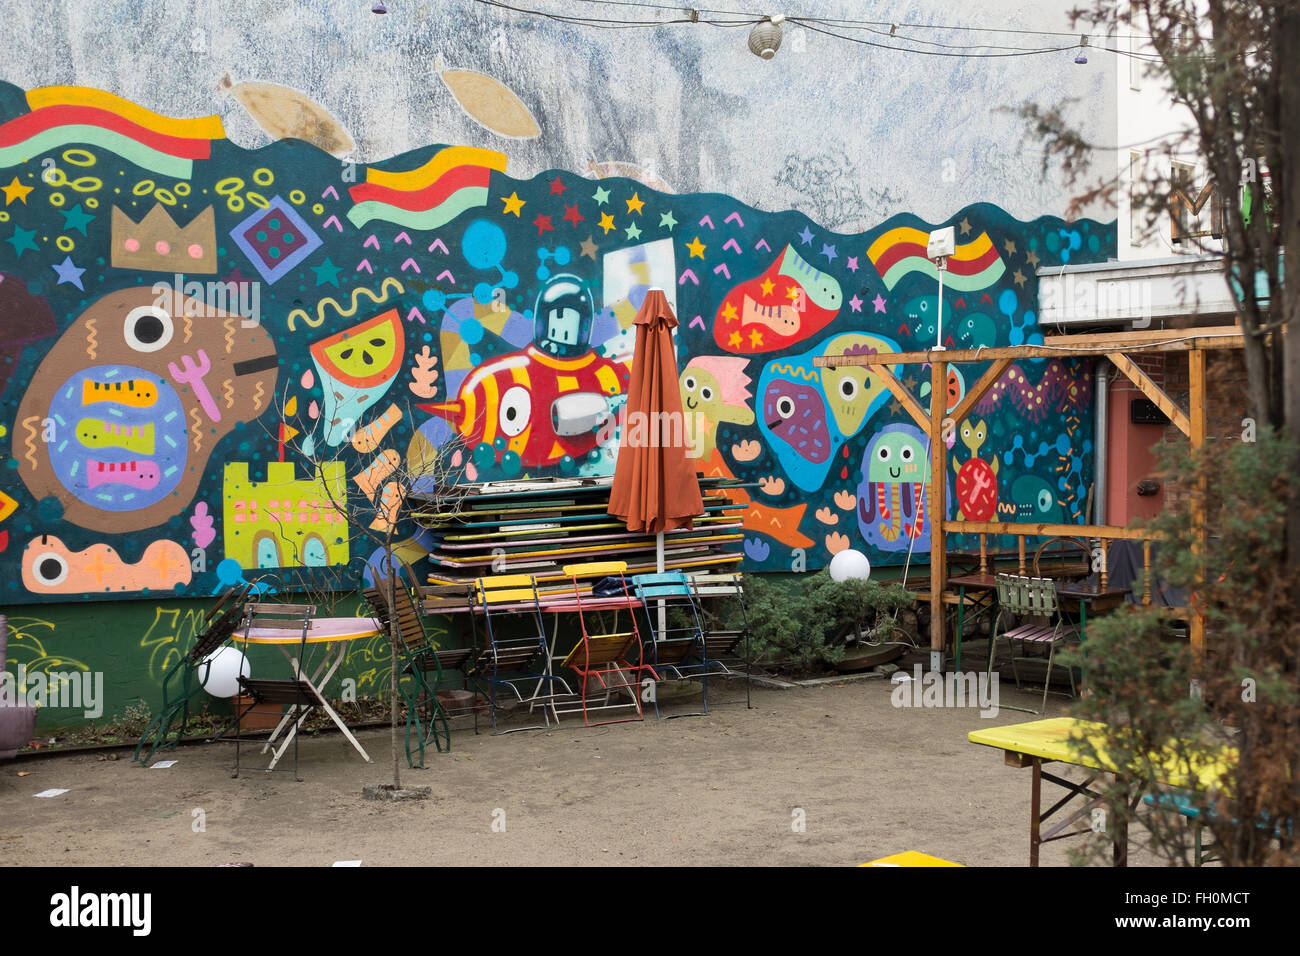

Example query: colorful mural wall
[0,82,1112,607]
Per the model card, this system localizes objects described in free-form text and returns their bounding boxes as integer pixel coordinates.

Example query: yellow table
[968,718,1234,866]
[860,851,963,867]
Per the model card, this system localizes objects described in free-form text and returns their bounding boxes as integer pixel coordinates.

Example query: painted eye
[30,550,69,587]
[700,386,714,402]
[838,377,858,401]
[900,446,914,462]
[124,305,174,353]
[1038,489,1053,512]
[499,386,530,437]
[962,427,971,439]
[776,396,795,419]
[876,446,891,462]
[683,375,697,392]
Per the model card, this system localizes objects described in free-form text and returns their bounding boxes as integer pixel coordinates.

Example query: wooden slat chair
[552,561,643,726]
[470,573,572,734]
[986,574,1078,714]
[362,574,456,768]
[414,585,482,731]
[690,573,755,710]
[233,602,316,781]
[631,571,713,718]
[134,582,252,765]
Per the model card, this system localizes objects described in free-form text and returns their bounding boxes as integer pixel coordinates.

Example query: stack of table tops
[409,475,748,592]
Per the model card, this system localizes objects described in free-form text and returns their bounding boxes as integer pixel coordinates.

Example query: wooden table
[948,573,1130,672]
[968,717,1233,866]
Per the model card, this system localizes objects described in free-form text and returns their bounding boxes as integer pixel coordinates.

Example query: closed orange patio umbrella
[608,288,704,567]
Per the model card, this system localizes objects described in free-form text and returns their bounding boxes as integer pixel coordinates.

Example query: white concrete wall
[3,0,1118,227]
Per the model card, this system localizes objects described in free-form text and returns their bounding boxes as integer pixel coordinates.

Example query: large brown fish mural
[13,286,278,534]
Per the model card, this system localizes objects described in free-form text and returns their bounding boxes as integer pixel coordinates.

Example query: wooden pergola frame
[813,325,1246,664]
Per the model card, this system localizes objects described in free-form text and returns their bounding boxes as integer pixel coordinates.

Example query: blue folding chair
[631,571,712,718]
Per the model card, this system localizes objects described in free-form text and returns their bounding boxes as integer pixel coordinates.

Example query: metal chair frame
[134,583,252,765]
[469,573,572,734]
[987,574,1078,714]
[363,570,458,768]
[233,602,316,781]
[632,571,717,718]
[553,562,644,726]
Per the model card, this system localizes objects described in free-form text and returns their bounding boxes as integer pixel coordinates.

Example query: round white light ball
[200,647,250,699]
[829,548,872,582]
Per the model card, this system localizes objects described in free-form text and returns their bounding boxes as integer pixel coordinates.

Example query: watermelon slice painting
[309,309,406,447]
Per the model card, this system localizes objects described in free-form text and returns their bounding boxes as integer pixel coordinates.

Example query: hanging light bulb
[1074,35,1089,64]
[372,1,388,13]
[748,15,786,59]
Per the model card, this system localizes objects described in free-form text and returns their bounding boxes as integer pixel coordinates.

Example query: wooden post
[1189,351,1208,662]
[979,534,987,575]
[1018,535,1026,576]
[930,359,948,670]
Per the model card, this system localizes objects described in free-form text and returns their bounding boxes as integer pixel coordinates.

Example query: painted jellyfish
[856,423,945,553]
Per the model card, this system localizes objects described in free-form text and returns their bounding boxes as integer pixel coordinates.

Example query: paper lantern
[829,548,872,582]
[748,17,784,59]
[200,646,249,699]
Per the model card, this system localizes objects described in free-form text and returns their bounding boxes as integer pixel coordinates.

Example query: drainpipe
[1094,360,1109,527]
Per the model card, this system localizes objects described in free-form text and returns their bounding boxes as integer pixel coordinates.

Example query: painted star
[872,293,887,313]
[548,176,567,196]
[625,192,645,215]
[501,192,525,217]
[760,277,775,296]
[749,329,764,347]
[1005,239,1018,255]
[1026,249,1040,268]
[52,254,85,291]
[532,214,555,236]
[902,374,917,391]
[686,236,706,258]
[62,203,95,236]
[1013,268,1027,287]
[598,212,616,235]
[959,217,972,236]
[820,242,837,262]
[624,222,642,241]
[846,256,859,273]
[659,210,677,230]
[312,257,342,287]
[721,301,739,323]
[6,224,38,258]
[2,176,33,205]
[579,236,598,260]
[593,186,611,206]
[562,204,585,227]
[887,398,903,417]
[848,294,863,312]
[798,226,815,246]
[728,331,742,348]
[786,285,801,302]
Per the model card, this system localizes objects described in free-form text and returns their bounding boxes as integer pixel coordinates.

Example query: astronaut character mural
[0,81,1111,604]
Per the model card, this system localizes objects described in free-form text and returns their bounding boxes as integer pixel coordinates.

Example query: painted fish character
[857,422,947,553]
[417,343,629,468]
[756,331,899,492]
[1003,474,1064,524]
[714,244,843,353]
[14,287,278,533]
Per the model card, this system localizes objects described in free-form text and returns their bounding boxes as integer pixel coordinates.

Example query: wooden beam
[1106,351,1192,437]
[950,358,1014,427]
[874,365,931,432]
[813,327,1247,368]
[1188,350,1208,662]
[930,360,948,661]
[945,520,1160,540]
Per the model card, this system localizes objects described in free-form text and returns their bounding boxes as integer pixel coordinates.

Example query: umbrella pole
[657,530,667,636]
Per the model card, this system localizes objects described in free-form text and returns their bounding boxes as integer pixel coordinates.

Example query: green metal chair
[987,574,1078,714]
[134,582,252,765]
[362,569,456,768]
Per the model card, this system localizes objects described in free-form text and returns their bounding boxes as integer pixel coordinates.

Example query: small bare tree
[261,392,475,792]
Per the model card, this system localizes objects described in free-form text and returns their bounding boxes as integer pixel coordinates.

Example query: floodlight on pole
[926,226,956,351]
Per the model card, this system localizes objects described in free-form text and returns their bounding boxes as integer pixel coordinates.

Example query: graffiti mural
[0,81,1112,603]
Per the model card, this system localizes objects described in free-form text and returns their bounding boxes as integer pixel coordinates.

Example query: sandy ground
[0,677,1161,867]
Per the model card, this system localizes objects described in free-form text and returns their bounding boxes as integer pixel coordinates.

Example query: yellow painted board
[860,851,963,867]
[968,718,1235,789]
